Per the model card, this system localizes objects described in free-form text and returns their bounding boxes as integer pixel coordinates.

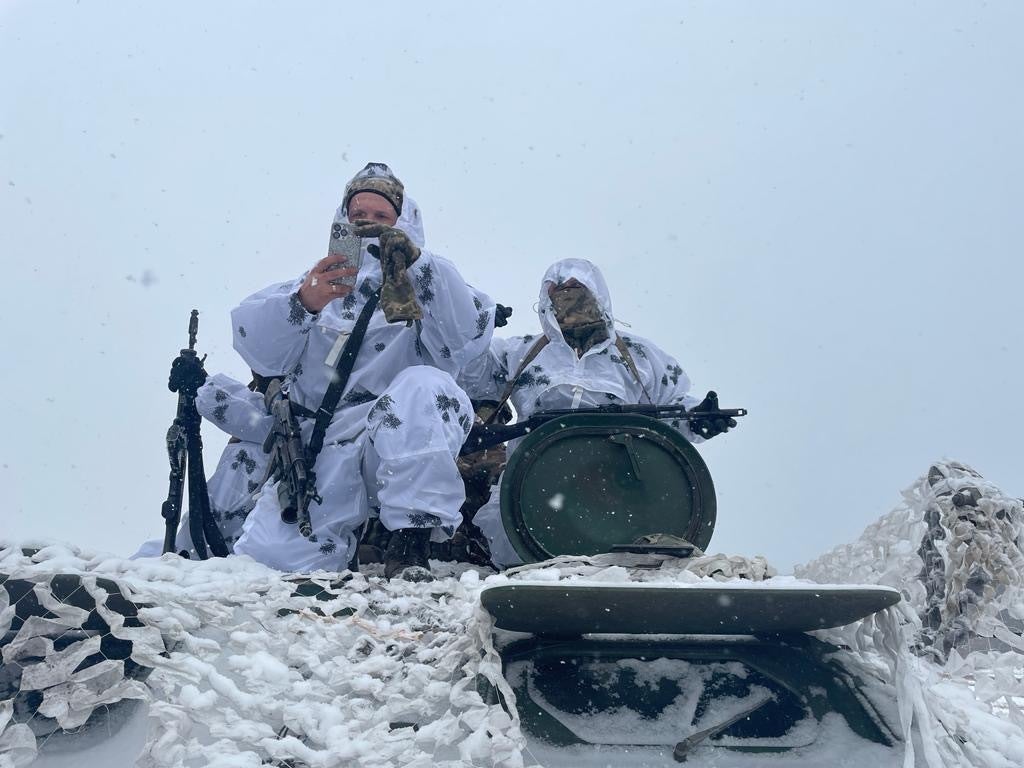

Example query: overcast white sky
[1,1,1021,571]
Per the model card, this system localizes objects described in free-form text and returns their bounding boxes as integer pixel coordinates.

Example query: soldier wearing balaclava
[459,258,731,568]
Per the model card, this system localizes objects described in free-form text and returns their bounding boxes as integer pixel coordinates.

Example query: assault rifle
[262,379,321,538]
[161,310,229,558]
[460,392,747,456]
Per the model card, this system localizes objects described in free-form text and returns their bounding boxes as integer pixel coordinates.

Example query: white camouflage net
[3,458,1023,767]
[798,459,1024,768]
[0,546,523,768]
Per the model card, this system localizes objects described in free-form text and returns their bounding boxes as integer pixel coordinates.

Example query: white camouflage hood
[537,257,616,350]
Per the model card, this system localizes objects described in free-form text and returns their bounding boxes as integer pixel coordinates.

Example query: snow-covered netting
[798,460,1024,768]
[2,459,1023,767]
[0,548,521,768]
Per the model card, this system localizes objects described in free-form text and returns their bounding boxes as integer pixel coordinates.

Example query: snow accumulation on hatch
[1,459,1022,768]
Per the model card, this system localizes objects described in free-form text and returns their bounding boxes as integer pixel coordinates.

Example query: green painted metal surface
[481,583,902,636]
[500,413,717,563]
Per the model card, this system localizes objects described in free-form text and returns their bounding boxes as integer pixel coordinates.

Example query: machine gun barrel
[460,402,747,456]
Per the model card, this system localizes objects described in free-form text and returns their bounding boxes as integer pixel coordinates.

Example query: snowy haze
[1,1,1021,571]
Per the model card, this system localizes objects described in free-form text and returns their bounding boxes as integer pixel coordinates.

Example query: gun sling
[306,287,381,460]
[486,333,651,425]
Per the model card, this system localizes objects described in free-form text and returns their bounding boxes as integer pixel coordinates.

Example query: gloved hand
[168,351,208,396]
[351,222,422,324]
[494,303,513,328]
[688,391,737,440]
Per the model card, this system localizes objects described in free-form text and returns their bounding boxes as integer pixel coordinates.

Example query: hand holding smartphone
[324,221,362,290]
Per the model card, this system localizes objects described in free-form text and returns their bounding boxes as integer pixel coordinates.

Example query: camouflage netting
[4,460,1023,767]
[0,545,522,768]
[797,459,1024,768]
[0,566,167,766]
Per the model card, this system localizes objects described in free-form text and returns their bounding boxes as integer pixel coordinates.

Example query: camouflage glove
[688,391,737,440]
[352,221,423,324]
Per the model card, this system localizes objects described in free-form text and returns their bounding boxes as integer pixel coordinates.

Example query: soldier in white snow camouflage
[460,257,718,568]
[161,164,496,580]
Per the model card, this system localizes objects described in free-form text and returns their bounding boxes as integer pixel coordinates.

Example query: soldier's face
[548,278,602,329]
[347,192,399,226]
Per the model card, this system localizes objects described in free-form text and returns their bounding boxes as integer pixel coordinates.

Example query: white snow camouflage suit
[168,197,495,572]
[459,257,702,568]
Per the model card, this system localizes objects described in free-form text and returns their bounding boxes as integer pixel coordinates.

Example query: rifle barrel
[460,403,747,456]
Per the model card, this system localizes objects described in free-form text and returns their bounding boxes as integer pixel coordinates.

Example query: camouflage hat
[343,162,404,216]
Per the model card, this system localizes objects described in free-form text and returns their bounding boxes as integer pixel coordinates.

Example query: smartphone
[325,221,362,289]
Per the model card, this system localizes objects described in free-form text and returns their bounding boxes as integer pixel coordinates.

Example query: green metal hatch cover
[500,413,717,563]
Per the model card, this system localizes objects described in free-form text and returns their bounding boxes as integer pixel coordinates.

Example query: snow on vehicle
[472,410,902,762]
[3,411,1022,767]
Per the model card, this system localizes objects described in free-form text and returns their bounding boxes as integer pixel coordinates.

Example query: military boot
[384,528,434,582]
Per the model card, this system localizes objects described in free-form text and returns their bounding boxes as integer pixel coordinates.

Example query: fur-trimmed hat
[343,162,404,216]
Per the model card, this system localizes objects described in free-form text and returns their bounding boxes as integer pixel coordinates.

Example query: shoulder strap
[307,288,381,457]
[615,336,654,405]
[485,336,549,424]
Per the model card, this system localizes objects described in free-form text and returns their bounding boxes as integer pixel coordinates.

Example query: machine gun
[262,379,322,538]
[161,310,229,558]
[460,393,747,456]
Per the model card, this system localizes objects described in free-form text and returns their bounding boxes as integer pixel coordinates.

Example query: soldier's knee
[390,365,460,394]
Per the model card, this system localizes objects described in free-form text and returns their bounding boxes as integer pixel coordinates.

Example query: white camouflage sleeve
[195,373,273,443]
[458,336,522,402]
[409,252,495,373]
[230,278,314,377]
[648,345,704,443]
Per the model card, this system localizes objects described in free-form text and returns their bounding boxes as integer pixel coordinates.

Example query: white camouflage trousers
[234,366,473,572]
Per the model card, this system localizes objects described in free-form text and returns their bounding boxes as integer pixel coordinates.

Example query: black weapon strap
[486,336,549,424]
[486,333,654,423]
[614,335,654,405]
[306,287,381,459]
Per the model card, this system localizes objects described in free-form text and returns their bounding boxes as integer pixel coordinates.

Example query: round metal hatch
[499,413,716,563]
